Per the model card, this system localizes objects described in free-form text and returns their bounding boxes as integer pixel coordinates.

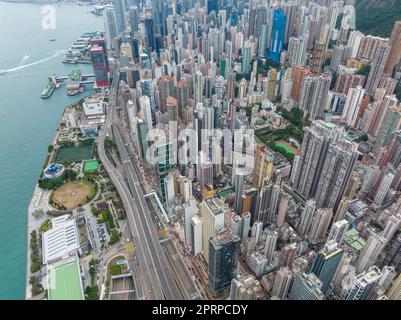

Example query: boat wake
[0,49,65,75]
[19,53,30,66]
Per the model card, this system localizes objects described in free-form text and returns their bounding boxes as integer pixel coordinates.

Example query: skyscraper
[373,172,394,208]
[341,266,382,300]
[298,199,316,236]
[230,274,262,300]
[128,6,139,35]
[375,104,401,150]
[384,21,401,77]
[208,229,240,297]
[268,9,286,63]
[271,267,293,300]
[365,41,391,94]
[263,229,278,265]
[309,208,333,245]
[340,85,366,127]
[327,219,349,245]
[190,216,202,255]
[291,121,358,212]
[310,42,326,74]
[298,73,331,120]
[202,198,225,263]
[112,0,126,34]
[241,40,251,74]
[145,17,155,50]
[288,273,324,300]
[103,7,118,49]
[388,273,401,300]
[310,240,344,293]
[356,230,387,273]
[90,46,109,88]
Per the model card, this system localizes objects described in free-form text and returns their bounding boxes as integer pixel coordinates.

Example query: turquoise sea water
[0,2,103,299]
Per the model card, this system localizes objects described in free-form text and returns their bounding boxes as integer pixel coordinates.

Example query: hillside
[355,0,401,37]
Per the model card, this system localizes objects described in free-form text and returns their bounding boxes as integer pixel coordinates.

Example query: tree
[85,286,99,300]
[48,145,54,153]
[108,230,120,245]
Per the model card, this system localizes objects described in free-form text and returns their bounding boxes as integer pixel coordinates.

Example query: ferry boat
[41,81,55,99]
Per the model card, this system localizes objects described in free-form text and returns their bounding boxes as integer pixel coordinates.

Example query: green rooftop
[48,259,84,300]
[83,160,99,173]
[217,187,235,200]
[343,229,366,251]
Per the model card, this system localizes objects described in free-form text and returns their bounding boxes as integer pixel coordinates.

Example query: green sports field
[48,259,83,300]
[54,144,93,163]
[274,140,300,156]
[83,160,99,173]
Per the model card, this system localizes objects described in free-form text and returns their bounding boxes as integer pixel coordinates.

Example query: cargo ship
[41,81,55,99]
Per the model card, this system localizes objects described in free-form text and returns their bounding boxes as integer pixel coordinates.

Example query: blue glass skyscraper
[268,9,286,63]
[310,241,344,293]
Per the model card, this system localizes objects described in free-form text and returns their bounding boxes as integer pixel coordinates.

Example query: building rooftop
[48,257,84,300]
[343,229,366,251]
[42,217,80,264]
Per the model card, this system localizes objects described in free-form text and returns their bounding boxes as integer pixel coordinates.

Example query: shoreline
[25,93,95,299]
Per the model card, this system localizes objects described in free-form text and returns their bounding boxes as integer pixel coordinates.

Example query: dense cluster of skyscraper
[96,0,401,300]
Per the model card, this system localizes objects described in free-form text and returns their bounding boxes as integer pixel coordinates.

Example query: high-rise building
[298,73,331,120]
[157,75,175,113]
[202,198,225,263]
[327,219,349,245]
[291,65,309,102]
[268,9,286,63]
[309,208,333,245]
[384,21,401,77]
[356,230,387,273]
[112,0,126,34]
[341,266,382,300]
[144,17,155,50]
[334,66,366,95]
[373,172,394,208]
[310,240,344,293]
[375,105,401,150]
[365,41,391,94]
[90,45,109,88]
[103,7,118,49]
[278,242,297,268]
[263,230,278,265]
[230,274,262,300]
[388,273,401,300]
[241,40,251,74]
[382,213,401,242]
[310,42,326,74]
[298,199,316,236]
[155,141,176,202]
[329,45,351,72]
[340,85,366,128]
[287,36,307,66]
[252,145,273,191]
[271,267,293,300]
[128,6,139,35]
[291,121,358,212]
[288,273,324,300]
[190,215,202,255]
[208,229,240,297]
[183,198,197,246]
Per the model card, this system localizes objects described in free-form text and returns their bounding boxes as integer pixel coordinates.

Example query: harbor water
[0,1,103,299]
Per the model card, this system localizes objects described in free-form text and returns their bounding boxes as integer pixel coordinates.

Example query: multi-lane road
[98,65,195,299]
